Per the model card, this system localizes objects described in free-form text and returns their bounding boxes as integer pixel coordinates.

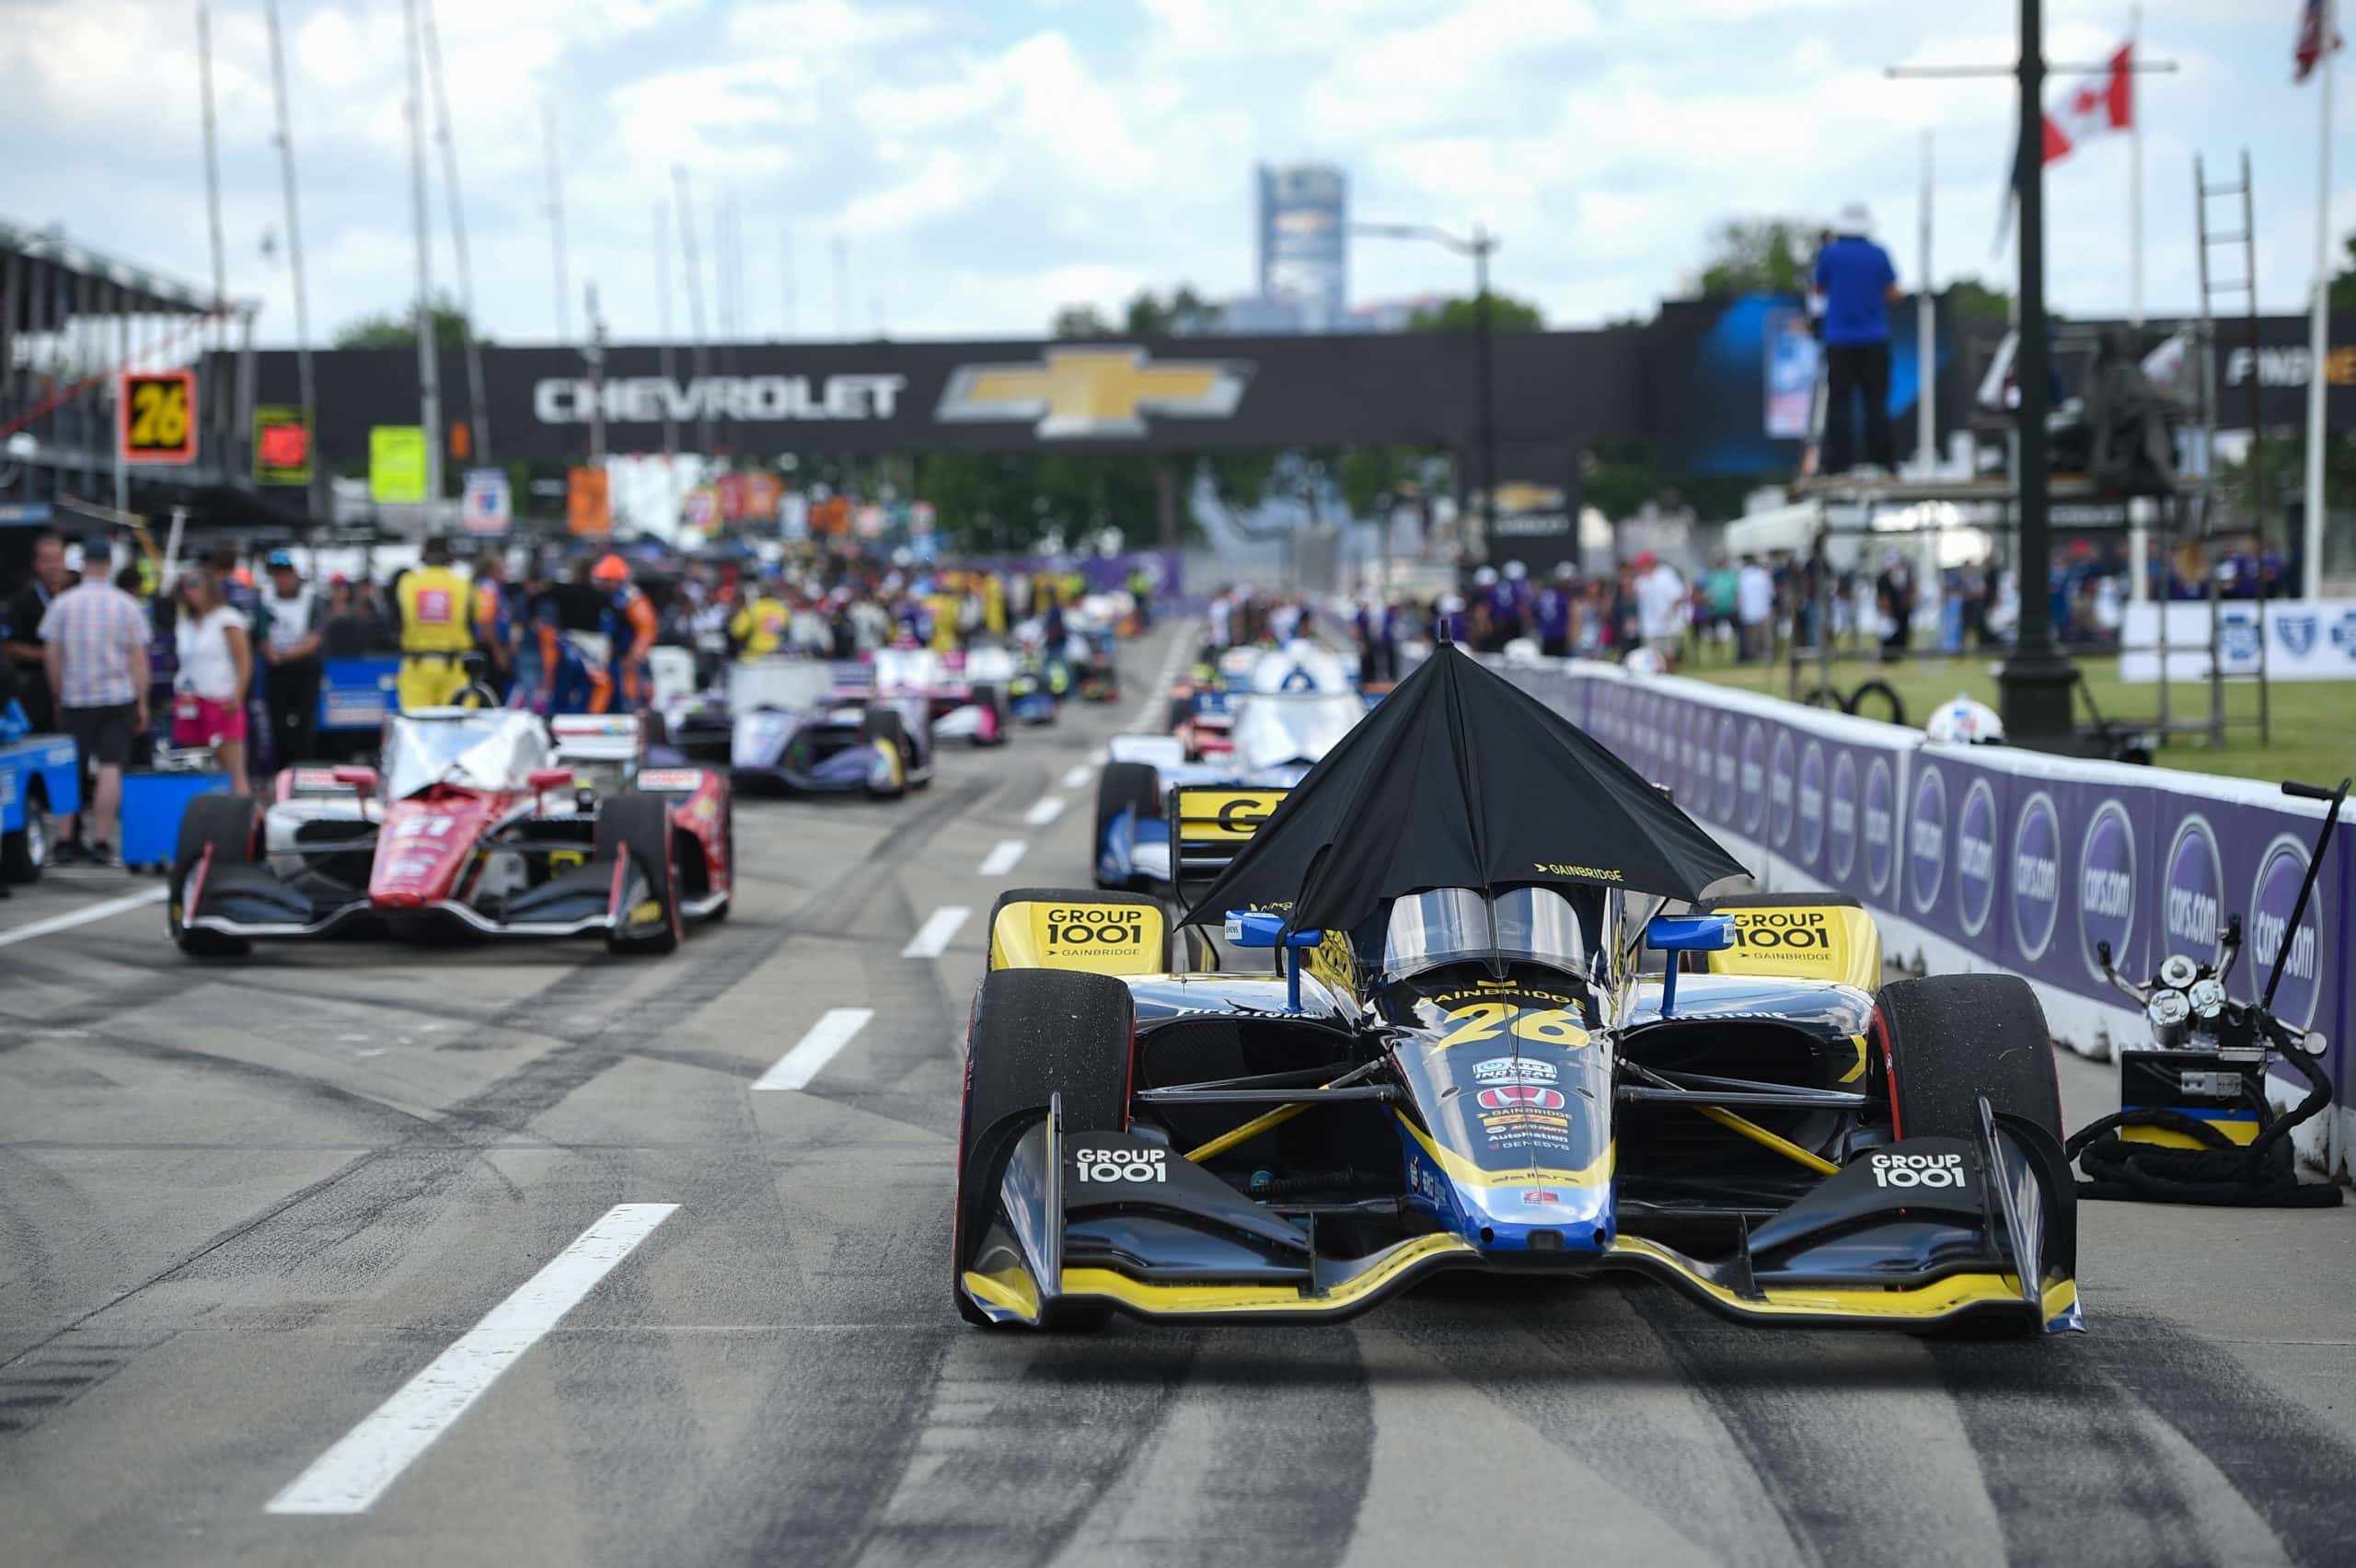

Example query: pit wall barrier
[1494,659,2353,1179]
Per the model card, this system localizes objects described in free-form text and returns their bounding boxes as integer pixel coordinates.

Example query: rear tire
[953,968,1136,1328]
[169,793,257,958]
[1877,973,2062,1143]
[597,791,680,955]
[1092,763,1162,890]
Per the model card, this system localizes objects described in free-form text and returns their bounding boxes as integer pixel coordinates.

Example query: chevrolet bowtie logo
[935,345,1252,439]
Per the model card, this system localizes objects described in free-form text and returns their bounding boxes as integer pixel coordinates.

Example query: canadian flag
[2044,44,2134,164]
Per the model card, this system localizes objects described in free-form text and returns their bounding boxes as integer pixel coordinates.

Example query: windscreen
[381,712,551,799]
[1382,885,1594,982]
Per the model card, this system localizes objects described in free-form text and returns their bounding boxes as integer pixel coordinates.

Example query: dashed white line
[977,839,1028,876]
[0,887,167,949]
[1022,796,1066,826]
[753,1008,875,1091]
[264,1203,678,1516]
[901,905,970,959]
[1060,763,1095,790]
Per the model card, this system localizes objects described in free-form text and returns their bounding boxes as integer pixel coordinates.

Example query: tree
[332,293,489,350]
[1695,217,1818,297]
[1946,276,2012,324]
[1407,293,1545,333]
[2330,228,2356,312]
[1050,285,1222,341]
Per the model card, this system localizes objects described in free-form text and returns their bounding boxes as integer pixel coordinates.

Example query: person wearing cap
[592,554,658,713]
[1813,201,1901,476]
[257,549,326,767]
[395,536,477,710]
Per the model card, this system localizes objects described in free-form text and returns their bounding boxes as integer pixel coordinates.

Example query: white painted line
[901,905,970,959]
[753,1008,875,1091]
[0,886,167,950]
[264,1203,677,1516]
[1023,796,1066,826]
[1060,763,1095,790]
[1126,617,1197,732]
[977,839,1027,876]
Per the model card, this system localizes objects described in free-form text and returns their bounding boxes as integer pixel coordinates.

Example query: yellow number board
[1176,789,1287,843]
[120,370,197,465]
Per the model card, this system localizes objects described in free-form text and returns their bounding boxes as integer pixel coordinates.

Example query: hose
[2063,1047,2343,1207]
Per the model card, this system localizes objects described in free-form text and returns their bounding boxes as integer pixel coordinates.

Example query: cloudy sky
[6,0,2350,347]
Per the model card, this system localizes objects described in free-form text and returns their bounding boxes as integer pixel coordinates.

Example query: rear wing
[1166,784,1288,896]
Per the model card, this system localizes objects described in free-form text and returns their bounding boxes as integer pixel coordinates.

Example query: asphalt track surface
[4,618,2354,1567]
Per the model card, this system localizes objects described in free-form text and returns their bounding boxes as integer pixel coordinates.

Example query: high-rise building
[1255,163,1347,332]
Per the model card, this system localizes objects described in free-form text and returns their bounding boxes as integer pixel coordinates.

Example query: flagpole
[2305,17,2334,601]
[2129,2,2143,327]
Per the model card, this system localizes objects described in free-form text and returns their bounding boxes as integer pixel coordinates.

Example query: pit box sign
[253,405,312,486]
[119,370,197,465]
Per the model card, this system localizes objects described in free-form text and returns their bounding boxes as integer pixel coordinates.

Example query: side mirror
[1646,914,1735,952]
[526,767,573,791]
[1646,914,1733,1018]
[1224,911,1324,950]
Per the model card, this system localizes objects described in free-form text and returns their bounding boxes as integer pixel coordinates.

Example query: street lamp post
[1994,0,2078,744]
[1353,221,1501,561]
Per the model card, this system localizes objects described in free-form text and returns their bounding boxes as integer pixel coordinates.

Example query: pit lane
[2,617,2353,1567]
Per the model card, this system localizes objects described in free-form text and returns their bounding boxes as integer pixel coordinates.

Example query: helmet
[1473,566,1499,587]
[1924,694,2004,745]
[1504,560,1527,581]
[592,553,629,584]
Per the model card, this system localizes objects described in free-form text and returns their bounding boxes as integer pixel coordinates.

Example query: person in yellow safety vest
[396,536,478,709]
[982,571,1007,635]
[728,576,792,660]
[926,582,960,652]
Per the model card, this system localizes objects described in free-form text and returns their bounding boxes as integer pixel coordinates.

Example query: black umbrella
[1180,644,1749,934]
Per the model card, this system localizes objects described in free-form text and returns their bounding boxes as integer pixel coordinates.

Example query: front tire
[597,791,681,955]
[1877,973,2062,1143]
[953,967,1136,1328]
[168,793,257,958]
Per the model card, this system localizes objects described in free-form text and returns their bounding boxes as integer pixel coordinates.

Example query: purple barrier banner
[1502,658,2353,1176]
[967,549,1183,600]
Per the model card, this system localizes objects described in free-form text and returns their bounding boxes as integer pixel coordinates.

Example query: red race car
[167,709,732,958]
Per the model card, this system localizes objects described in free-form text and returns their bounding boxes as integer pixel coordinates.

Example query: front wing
[959,1100,2082,1333]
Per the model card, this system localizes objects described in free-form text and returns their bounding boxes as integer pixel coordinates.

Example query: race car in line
[1094,641,1370,892]
[669,659,931,799]
[168,707,731,958]
[872,646,1015,746]
[953,646,2080,1334]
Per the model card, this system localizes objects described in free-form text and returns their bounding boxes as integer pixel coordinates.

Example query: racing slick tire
[861,707,908,801]
[596,791,682,956]
[168,794,258,959]
[1,779,50,884]
[1091,763,1162,890]
[953,967,1136,1329]
[1877,973,2063,1144]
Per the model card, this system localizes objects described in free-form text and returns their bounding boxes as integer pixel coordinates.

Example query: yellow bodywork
[989,897,1167,974]
[1705,902,1883,993]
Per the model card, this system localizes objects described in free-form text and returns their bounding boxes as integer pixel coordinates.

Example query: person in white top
[1736,556,1775,663]
[1632,552,1688,667]
[172,567,253,794]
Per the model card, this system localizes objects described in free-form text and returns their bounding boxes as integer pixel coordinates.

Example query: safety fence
[1496,659,2353,1178]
